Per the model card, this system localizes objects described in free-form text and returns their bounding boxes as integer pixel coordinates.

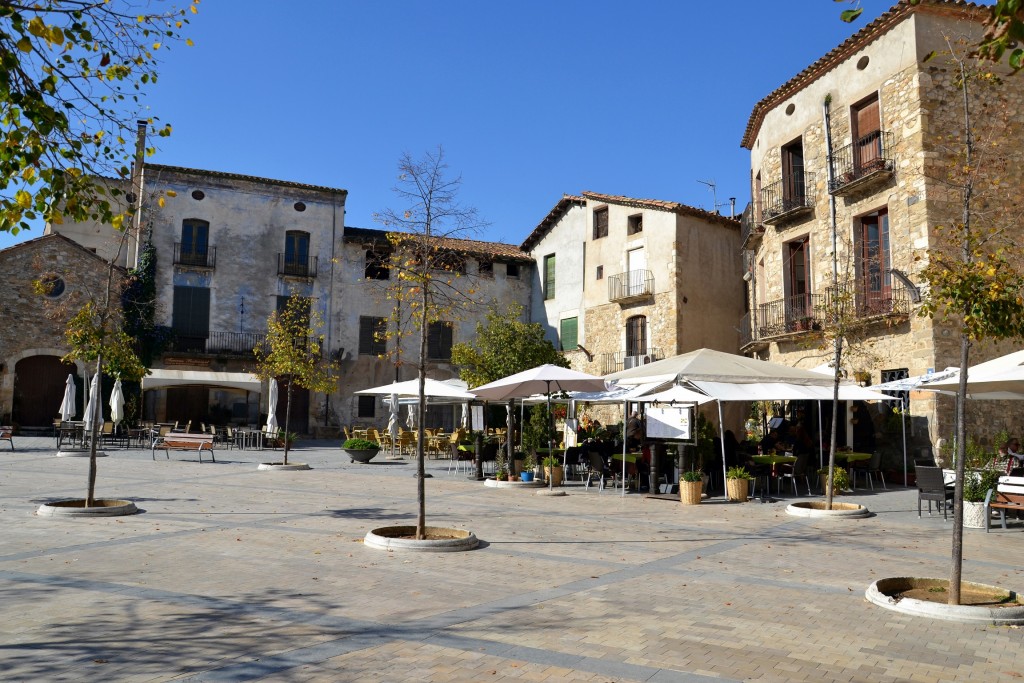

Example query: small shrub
[681,470,703,483]
[342,438,379,451]
[726,466,751,480]
[818,466,850,491]
[963,467,1002,503]
[541,455,561,468]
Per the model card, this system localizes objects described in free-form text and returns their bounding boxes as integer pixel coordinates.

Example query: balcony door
[785,237,811,323]
[852,94,882,173]
[181,219,209,265]
[859,209,891,314]
[781,138,805,210]
[626,247,646,296]
[285,230,310,273]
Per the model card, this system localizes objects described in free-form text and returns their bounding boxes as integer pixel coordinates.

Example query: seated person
[625,412,644,451]
[759,428,784,454]
[1005,437,1024,475]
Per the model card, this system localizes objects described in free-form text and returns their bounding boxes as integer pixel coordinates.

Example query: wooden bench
[0,426,12,451]
[152,432,215,463]
[983,476,1024,532]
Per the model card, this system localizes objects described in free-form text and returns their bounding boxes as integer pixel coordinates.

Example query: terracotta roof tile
[581,191,740,228]
[344,226,530,261]
[740,0,988,149]
[145,163,348,197]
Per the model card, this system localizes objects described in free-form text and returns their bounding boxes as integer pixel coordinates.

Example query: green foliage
[522,404,554,455]
[681,470,704,483]
[963,467,1002,503]
[121,242,166,365]
[342,438,379,451]
[692,412,716,470]
[818,466,850,491]
[62,300,145,381]
[451,302,568,388]
[726,466,751,480]
[0,1,199,233]
[521,451,536,471]
[541,455,561,468]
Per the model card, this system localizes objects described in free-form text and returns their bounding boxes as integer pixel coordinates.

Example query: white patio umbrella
[355,377,476,401]
[406,404,416,430]
[387,393,400,457]
[109,378,125,427]
[83,373,101,441]
[266,378,279,435]
[473,365,608,490]
[461,402,469,430]
[58,374,76,421]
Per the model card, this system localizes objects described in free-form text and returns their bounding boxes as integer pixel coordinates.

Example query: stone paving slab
[0,436,1022,681]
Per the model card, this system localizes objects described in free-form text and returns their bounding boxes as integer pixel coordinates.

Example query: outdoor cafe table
[751,453,798,478]
[834,451,872,463]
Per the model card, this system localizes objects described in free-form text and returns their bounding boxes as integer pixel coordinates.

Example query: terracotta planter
[544,466,564,487]
[679,480,703,505]
[726,478,749,502]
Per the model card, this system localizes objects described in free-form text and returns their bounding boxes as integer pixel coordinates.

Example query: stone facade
[741,2,1024,451]
[0,234,118,426]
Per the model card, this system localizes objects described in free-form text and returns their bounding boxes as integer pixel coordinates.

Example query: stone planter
[258,462,311,471]
[963,500,987,528]
[343,448,379,464]
[37,499,138,517]
[786,501,870,518]
[544,465,564,487]
[364,525,478,552]
[679,480,703,505]
[726,478,749,502]
[866,577,1024,624]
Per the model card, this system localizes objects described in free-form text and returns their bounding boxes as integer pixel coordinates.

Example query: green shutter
[560,317,578,352]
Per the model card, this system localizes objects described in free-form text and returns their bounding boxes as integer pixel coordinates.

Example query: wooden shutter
[428,321,453,360]
[560,317,578,352]
[358,316,376,355]
[172,286,210,336]
[544,255,556,299]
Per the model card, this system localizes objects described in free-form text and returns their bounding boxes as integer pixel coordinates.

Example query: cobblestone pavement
[0,436,1022,682]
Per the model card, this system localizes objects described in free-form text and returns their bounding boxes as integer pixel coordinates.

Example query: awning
[141,369,263,393]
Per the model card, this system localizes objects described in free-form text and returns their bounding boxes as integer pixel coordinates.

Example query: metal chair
[916,466,953,519]
[853,451,886,490]
[778,452,811,496]
[584,451,613,491]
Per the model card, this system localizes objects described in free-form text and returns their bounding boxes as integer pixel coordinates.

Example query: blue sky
[1,0,897,251]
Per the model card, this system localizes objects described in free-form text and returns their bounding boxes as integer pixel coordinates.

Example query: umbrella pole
[817,400,824,470]
[718,400,727,500]
[547,383,553,491]
[901,405,908,488]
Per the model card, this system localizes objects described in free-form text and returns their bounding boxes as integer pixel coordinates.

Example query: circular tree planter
[364,525,478,552]
[786,501,871,518]
[56,449,107,458]
[343,448,379,464]
[37,499,138,517]
[258,462,311,471]
[866,577,1024,624]
[483,477,546,489]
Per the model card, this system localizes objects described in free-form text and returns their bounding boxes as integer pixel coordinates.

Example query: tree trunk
[416,286,428,540]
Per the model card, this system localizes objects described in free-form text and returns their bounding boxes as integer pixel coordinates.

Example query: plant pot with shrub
[818,466,851,497]
[726,466,751,502]
[963,467,1002,528]
[542,455,563,487]
[342,437,380,463]
[679,470,703,505]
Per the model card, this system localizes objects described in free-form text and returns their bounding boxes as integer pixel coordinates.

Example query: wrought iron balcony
[608,269,654,303]
[165,330,267,356]
[829,130,894,195]
[600,348,664,375]
[174,243,216,268]
[740,202,763,249]
[823,279,911,319]
[278,253,318,278]
[760,172,815,225]
[755,293,826,339]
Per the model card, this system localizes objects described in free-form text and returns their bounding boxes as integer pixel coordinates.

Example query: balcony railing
[739,202,763,249]
[823,279,911,319]
[278,253,318,278]
[760,171,815,225]
[755,293,825,338]
[829,130,894,194]
[174,243,216,268]
[608,269,654,302]
[600,348,665,375]
[165,330,267,356]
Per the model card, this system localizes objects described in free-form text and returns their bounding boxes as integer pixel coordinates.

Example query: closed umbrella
[109,379,125,427]
[406,404,416,430]
[461,402,469,430]
[59,374,76,421]
[387,393,400,458]
[266,378,279,435]
[83,373,101,440]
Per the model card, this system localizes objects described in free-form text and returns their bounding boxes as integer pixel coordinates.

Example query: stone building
[521,191,744,377]
[0,234,120,429]
[739,0,1024,449]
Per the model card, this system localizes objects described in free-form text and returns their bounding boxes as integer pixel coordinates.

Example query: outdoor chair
[584,451,614,491]
[916,465,954,519]
[778,452,811,496]
[852,451,886,490]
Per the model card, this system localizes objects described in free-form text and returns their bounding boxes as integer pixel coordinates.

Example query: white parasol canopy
[356,377,476,401]
[266,378,279,434]
[925,351,1024,399]
[606,348,840,387]
[472,364,608,401]
[109,378,125,426]
[58,374,76,421]
[83,373,101,437]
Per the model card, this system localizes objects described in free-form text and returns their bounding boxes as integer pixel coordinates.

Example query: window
[427,321,453,360]
[851,93,883,172]
[596,265,603,280]
[785,236,811,321]
[358,316,387,355]
[593,207,608,240]
[858,208,891,314]
[506,262,520,279]
[180,219,209,265]
[275,295,311,325]
[560,317,578,352]
[172,285,210,351]
[543,254,556,300]
[364,249,390,280]
[478,260,494,278]
[40,275,65,298]
[284,230,310,272]
[627,214,643,235]
[435,251,466,274]
[625,316,647,357]
[781,138,806,208]
[881,368,909,409]
[357,395,376,418]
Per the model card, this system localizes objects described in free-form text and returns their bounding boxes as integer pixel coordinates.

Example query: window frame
[358,315,388,356]
[543,254,556,300]
[593,207,609,240]
[625,315,647,357]
[427,321,453,361]
[627,214,643,236]
[357,395,376,418]
[559,317,578,352]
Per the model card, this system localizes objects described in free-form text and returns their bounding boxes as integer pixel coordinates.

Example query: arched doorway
[13,356,80,428]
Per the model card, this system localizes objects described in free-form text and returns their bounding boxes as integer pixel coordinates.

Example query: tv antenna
[696,179,736,217]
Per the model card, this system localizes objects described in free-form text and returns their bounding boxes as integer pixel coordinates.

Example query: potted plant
[520,452,536,482]
[962,467,1002,528]
[679,470,703,505]
[726,466,751,502]
[342,437,380,463]
[542,455,563,487]
[818,466,851,497]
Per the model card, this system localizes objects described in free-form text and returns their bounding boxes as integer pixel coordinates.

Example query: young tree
[374,147,485,540]
[917,42,1024,604]
[252,293,335,465]
[0,0,198,234]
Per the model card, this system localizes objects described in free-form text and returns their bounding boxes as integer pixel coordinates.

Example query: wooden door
[852,95,881,172]
[12,356,79,427]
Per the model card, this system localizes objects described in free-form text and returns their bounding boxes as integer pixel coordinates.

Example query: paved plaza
[0,436,1022,682]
